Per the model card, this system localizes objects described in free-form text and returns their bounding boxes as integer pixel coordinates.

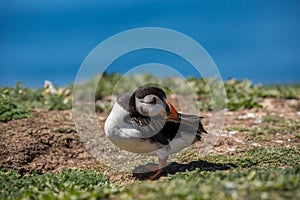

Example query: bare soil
[0,98,299,179]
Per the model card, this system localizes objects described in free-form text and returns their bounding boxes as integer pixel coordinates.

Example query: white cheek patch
[135,101,148,116]
[136,101,165,117]
[148,104,164,116]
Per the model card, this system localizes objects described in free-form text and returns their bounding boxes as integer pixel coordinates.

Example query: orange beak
[165,99,180,122]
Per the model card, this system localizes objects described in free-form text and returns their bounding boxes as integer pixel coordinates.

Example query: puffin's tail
[178,113,207,141]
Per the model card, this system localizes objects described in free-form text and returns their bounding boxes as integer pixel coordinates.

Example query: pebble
[233,138,244,144]
[252,143,261,147]
[274,140,283,144]
[255,119,262,124]
[227,147,235,152]
[237,113,255,120]
[221,133,229,137]
[229,131,237,135]
[98,116,106,121]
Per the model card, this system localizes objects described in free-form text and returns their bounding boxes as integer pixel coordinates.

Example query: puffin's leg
[147,157,168,180]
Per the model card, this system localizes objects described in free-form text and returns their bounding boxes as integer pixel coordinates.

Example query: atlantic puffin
[104,86,207,179]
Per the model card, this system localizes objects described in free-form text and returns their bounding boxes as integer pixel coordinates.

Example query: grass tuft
[0,90,31,122]
[0,169,111,200]
[204,147,300,168]
[1,76,300,122]
[262,114,285,123]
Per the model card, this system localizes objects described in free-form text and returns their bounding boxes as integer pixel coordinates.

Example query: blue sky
[0,0,300,87]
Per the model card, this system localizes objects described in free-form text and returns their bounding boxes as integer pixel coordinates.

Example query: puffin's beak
[165,99,180,122]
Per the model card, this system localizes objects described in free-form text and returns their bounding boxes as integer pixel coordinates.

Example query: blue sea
[0,0,299,87]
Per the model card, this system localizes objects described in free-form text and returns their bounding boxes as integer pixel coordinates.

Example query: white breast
[104,102,159,154]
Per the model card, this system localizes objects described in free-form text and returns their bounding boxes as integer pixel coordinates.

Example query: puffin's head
[134,86,179,120]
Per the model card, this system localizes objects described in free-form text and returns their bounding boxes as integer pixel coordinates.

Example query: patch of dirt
[209,98,300,154]
[0,98,299,179]
[0,110,101,174]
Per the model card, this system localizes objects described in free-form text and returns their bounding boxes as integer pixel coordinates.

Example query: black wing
[130,115,166,139]
[129,113,206,145]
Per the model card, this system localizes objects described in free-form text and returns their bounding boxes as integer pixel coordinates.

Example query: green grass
[0,169,112,200]
[204,147,300,168]
[120,167,300,200]
[262,114,286,124]
[1,147,299,199]
[0,82,72,122]
[228,114,300,143]
[1,75,300,122]
[295,105,300,111]
[0,89,31,122]
[78,73,300,112]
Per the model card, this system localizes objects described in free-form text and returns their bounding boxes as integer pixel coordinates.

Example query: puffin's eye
[149,97,156,104]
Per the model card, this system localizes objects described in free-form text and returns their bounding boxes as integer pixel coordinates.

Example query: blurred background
[0,0,299,87]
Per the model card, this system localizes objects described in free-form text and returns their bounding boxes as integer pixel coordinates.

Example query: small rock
[227,147,235,152]
[229,131,237,135]
[274,140,283,144]
[233,138,244,143]
[238,113,255,120]
[226,112,234,116]
[98,116,106,121]
[252,143,261,147]
[255,119,262,124]
[247,113,255,118]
